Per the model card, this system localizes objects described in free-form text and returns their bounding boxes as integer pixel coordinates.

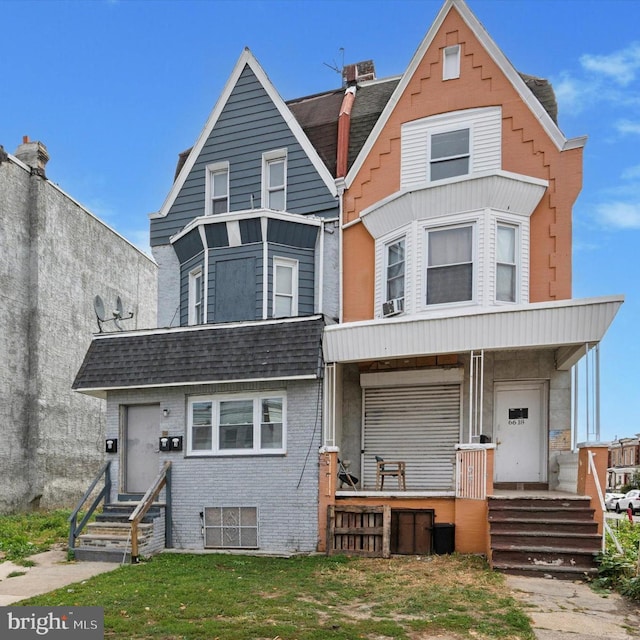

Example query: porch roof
[73,315,325,398]
[323,296,623,366]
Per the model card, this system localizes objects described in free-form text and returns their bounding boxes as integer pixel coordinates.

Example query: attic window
[262,149,287,211]
[206,161,229,215]
[443,45,460,80]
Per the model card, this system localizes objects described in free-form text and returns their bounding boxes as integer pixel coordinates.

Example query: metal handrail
[588,451,623,554]
[68,461,111,552]
[129,461,171,562]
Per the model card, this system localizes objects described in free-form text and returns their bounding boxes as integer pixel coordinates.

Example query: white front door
[124,404,160,494]
[494,382,547,483]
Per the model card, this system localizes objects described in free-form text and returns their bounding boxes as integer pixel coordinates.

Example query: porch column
[577,443,608,534]
[317,447,338,552]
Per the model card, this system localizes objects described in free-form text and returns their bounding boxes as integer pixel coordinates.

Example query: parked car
[615,489,640,514]
[605,492,625,511]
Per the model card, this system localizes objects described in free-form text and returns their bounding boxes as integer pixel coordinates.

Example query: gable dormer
[341,0,586,322]
[149,49,340,327]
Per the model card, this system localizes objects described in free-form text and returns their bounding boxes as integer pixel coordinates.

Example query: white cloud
[580,43,640,86]
[622,164,640,180]
[615,119,640,136]
[595,201,640,229]
[553,73,587,113]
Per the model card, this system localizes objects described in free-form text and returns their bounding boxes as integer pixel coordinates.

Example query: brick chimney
[14,136,49,177]
[342,60,376,87]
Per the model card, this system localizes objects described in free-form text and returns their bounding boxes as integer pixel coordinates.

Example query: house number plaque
[508,407,528,425]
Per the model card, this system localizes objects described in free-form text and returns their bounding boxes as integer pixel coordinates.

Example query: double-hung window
[206,162,229,214]
[188,394,285,455]
[429,128,470,181]
[273,257,298,317]
[426,225,473,305]
[188,267,204,325]
[496,224,517,302]
[263,150,286,210]
[386,238,405,303]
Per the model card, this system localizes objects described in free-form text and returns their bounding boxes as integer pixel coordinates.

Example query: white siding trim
[401,106,501,190]
[323,296,624,363]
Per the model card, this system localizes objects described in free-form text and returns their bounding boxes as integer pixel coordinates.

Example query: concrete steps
[73,498,162,563]
[489,496,601,580]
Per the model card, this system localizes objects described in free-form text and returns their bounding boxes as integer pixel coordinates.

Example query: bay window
[496,224,517,302]
[273,257,298,317]
[426,225,473,305]
[188,394,285,455]
[386,238,405,303]
[188,267,204,325]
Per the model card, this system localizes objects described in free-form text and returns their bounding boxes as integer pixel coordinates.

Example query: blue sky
[1,0,639,443]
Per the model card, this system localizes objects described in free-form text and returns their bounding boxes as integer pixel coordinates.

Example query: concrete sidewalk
[0,547,119,605]
[506,574,640,639]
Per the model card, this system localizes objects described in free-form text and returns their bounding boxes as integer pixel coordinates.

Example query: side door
[124,404,160,494]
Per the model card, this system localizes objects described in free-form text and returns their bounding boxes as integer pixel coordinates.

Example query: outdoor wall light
[163,408,170,417]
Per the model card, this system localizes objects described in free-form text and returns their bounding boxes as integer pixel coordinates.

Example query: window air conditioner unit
[382,298,404,317]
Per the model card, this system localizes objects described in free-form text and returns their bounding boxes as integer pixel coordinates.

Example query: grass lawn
[17,552,534,639]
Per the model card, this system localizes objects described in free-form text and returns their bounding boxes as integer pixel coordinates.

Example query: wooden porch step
[492,561,598,580]
[491,531,601,551]
[488,495,600,580]
[492,543,599,565]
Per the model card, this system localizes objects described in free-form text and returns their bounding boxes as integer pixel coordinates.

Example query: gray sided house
[72,49,348,557]
[0,140,157,514]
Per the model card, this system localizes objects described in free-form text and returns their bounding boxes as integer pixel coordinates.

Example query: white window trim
[205,161,229,215]
[262,149,287,211]
[423,221,476,309]
[443,45,461,80]
[273,256,298,318]
[187,392,286,456]
[188,266,204,325]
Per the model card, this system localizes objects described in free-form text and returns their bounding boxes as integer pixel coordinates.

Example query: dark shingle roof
[73,316,325,394]
[519,73,558,124]
[347,78,401,171]
[287,89,344,177]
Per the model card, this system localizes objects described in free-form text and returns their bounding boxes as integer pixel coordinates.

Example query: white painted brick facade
[105,379,321,554]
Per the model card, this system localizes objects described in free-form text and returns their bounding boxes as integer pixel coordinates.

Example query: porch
[318,443,610,579]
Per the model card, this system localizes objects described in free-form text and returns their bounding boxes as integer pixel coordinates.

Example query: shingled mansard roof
[73,316,325,398]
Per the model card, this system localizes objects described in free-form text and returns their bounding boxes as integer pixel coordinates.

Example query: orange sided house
[319,0,623,578]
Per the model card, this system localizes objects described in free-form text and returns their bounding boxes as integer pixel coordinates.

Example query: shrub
[595,519,640,600]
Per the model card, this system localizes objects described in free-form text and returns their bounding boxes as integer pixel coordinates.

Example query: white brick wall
[106,379,321,553]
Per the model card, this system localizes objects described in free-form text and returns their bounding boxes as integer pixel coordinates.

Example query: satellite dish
[93,293,134,332]
[94,295,106,322]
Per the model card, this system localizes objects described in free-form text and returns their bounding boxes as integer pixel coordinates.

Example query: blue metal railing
[68,461,111,552]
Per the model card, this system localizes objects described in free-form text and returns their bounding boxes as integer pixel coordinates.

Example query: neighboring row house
[72,0,622,572]
[0,139,157,514]
[608,436,640,489]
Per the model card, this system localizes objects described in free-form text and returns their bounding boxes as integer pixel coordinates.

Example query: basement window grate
[203,506,258,549]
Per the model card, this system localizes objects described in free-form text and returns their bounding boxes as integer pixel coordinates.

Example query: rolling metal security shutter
[363,384,461,490]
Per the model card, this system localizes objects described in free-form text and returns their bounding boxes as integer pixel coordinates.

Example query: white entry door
[124,404,160,493]
[494,382,547,483]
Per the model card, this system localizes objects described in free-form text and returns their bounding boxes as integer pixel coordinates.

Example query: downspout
[318,218,324,313]
[335,86,356,323]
